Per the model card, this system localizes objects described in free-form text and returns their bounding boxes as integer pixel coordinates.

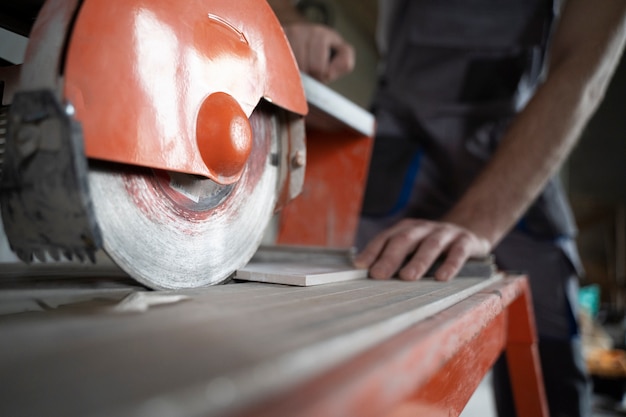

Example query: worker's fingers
[355,219,435,279]
[326,42,355,82]
[307,31,333,81]
[401,225,491,281]
[283,23,354,83]
[353,237,386,270]
[436,232,491,281]
[398,228,456,281]
[353,219,423,270]
[355,219,492,282]
[307,25,354,82]
[367,224,431,280]
[434,235,473,282]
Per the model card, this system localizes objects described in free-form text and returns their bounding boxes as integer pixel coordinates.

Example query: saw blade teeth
[48,248,61,262]
[86,250,96,264]
[16,249,33,263]
[75,251,85,263]
[62,250,74,261]
[33,249,47,263]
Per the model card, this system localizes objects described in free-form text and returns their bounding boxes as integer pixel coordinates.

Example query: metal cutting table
[0,265,547,417]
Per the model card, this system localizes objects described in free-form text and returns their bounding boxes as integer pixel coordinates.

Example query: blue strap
[385,150,423,217]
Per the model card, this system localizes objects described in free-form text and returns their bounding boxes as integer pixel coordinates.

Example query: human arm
[267,0,355,82]
[355,0,626,281]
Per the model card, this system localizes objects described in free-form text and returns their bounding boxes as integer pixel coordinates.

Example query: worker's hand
[283,22,355,83]
[353,219,491,282]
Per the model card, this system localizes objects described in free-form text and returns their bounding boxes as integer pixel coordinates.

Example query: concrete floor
[460,373,626,417]
[459,374,496,417]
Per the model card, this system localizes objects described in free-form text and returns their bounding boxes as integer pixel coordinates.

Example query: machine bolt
[64,102,76,117]
[291,150,305,168]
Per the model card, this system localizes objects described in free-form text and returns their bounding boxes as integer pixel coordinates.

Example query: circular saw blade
[89,106,282,289]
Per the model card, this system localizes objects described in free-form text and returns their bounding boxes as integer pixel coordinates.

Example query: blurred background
[299,0,626,325]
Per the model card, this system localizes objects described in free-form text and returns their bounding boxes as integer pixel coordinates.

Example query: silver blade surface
[88,107,281,289]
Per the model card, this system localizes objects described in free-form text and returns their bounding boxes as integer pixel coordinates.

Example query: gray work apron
[360,0,583,339]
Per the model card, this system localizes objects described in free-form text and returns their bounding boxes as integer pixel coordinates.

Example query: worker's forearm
[445,68,603,245]
[445,0,626,246]
[267,0,305,25]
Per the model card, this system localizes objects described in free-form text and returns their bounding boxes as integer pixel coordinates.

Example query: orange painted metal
[59,0,306,182]
[233,276,548,417]
[276,127,373,248]
[505,286,550,417]
[408,311,506,415]
[195,92,252,183]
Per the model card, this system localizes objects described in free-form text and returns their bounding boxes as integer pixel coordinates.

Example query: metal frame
[235,276,548,417]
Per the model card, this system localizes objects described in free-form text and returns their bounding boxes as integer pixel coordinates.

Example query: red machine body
[27,0,307,183]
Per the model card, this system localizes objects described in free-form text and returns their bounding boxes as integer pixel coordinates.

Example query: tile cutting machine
[0,0,310,289]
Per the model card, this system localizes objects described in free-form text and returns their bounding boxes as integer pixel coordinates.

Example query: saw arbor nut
[196,92,252,184]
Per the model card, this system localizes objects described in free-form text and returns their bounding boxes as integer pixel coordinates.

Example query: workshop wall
[568,54,626,203]
[566,53,626,309]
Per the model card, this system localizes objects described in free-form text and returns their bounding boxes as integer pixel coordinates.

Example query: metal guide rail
[0,266,547,417]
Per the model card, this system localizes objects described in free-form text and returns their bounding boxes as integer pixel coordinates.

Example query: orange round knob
[196,92,253,184]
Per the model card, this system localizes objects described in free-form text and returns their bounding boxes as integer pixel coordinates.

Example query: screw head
[291,150,305,168]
